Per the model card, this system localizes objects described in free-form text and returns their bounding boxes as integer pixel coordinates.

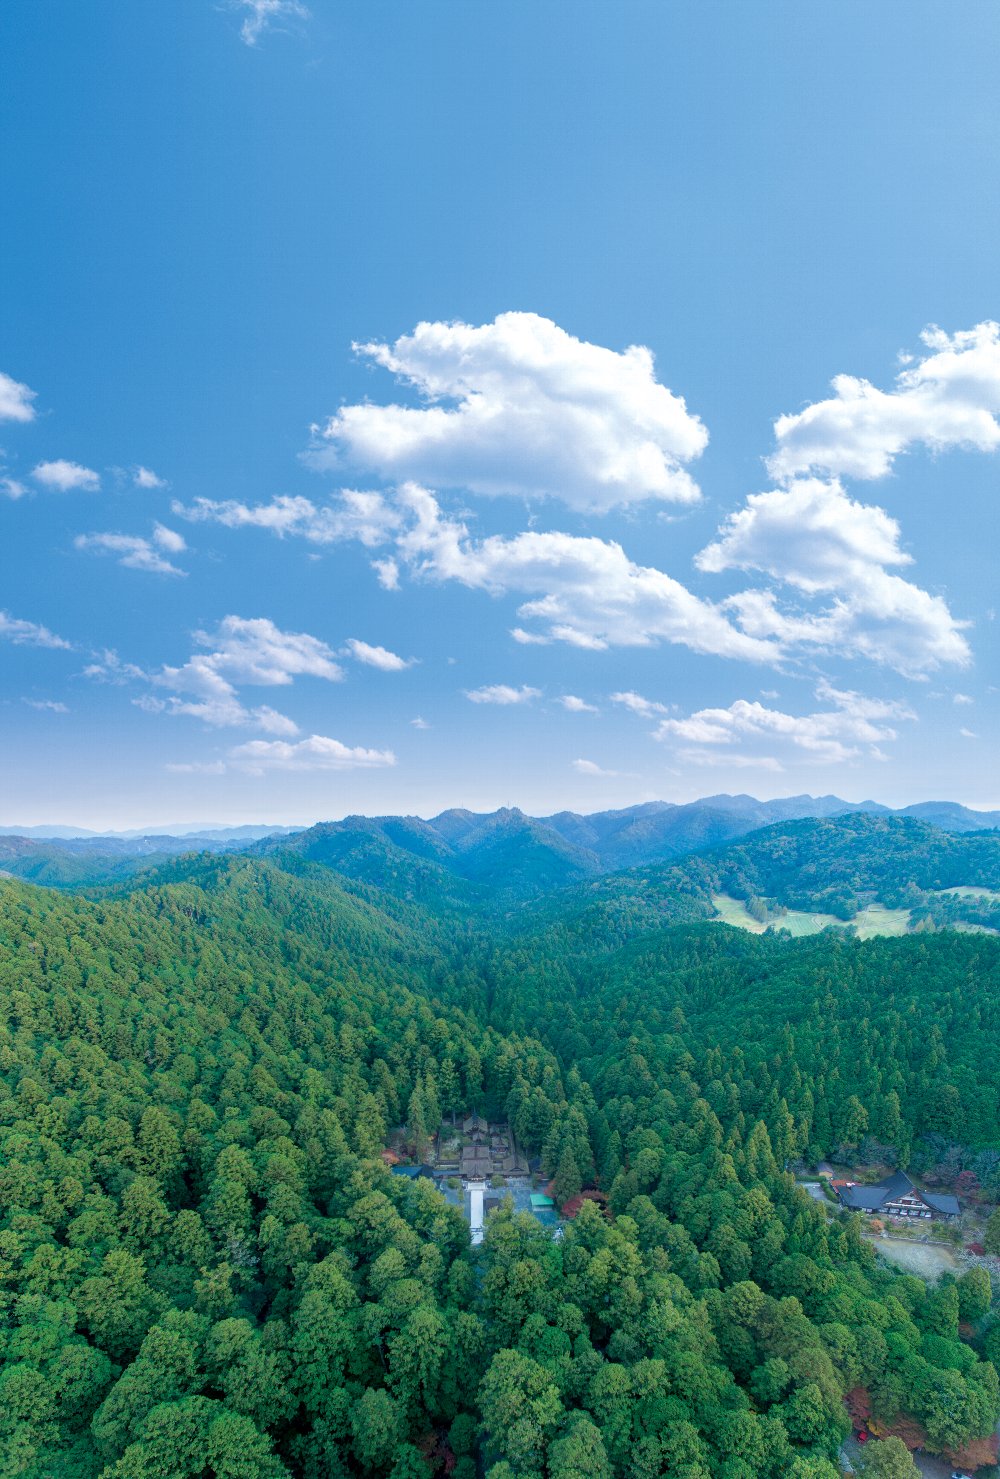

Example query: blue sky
[2,1,998,828]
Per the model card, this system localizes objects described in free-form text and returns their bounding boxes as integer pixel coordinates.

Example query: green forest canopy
[2,817,1000,1477]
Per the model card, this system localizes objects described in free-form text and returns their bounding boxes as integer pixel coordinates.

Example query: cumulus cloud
[229,735,395,773]
[465,683,541,705]
[559,695,598,713]
[94,616,343,736]
[698,478,969,675]
[173,490,400,547]
[189,615,343,687]
[0,612,71,649]
[307,312,707,512]
[34,459,100,492]
[656,682,914,766]
[134,466,167,489]
[0,371,37,423]
[343,638,416,671]
[411,716,430,729]
[392,484,777,662]
[610,690,670,718]
[75,524,187,575]
[768,321,1000,482]
[231,0,310,46]
[953,693,974,705]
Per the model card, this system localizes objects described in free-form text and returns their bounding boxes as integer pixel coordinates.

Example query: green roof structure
[530,1192,555,1209]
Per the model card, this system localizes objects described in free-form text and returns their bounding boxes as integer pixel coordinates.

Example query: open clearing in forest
[932,884,1000,901]
[851,904,911,938]
[870,1238,959,1280]
[711,894,913,938]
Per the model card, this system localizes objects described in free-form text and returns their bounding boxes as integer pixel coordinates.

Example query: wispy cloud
[343,638,416,671]
[0,371,37,424]
[75,524,187,575]
[573,758,633,777]
[229,734,395,773]
[0,612,71,650]
[230,0,310,48]
[610,690,669,718]
[173,490,399,547]
[133,465,167,489]
[1,472,28,500]
[465,683,541,705]
[22,698,69,713]
[34,459,100,492]
[559,695,598,713]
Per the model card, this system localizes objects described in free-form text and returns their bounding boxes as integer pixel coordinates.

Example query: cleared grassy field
[711,894,850,936]
[852,904,912,938]
[932,884,1000,901]
[711,895,914,939]
[871,1237,958,1281]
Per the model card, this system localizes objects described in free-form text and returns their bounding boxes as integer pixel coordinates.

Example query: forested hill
[514,812,1000,949]
[3,838,1000,1475]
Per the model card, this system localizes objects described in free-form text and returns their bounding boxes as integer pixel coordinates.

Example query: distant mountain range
[1,794,997,895]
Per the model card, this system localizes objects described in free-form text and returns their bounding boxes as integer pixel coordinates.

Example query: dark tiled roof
[922,1191,960,1216]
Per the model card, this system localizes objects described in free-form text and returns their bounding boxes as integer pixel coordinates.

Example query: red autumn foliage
[942,1433,999,1470]
[845,1388,872,1426]
[561,1189,608,1219]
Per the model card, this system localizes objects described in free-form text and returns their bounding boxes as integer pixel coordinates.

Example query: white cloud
[677,749,784,771]
[173,490,400,547]
[953,692,974,705]
[93,616,342,736]
[0,371,37,424]
[372,557,400,590]
[559,695,598,713]
[656,683,914,766]
[698,478,969,675]
[465,683,541,705]
[343,638,416,671]
[1,474,28,499]
[75,524,187,575]
[165,760,227,775]
[0,612,71,650]
[134,466,167,489]
[308,312,707,512]
[573,758,631,777]
[34,459,100,492]
[82,649,146,684]
[229,735,395,773]
[231,0,310,46]
[610,690,669,718]
[960,728,979,740]
[22,698,69,713]
[392,484,777,662]
[191,615,343,686]
[410,716,430,729]
[769,321,1000,482]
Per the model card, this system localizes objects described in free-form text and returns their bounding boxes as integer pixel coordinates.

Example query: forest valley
[2,813,1000,1478]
